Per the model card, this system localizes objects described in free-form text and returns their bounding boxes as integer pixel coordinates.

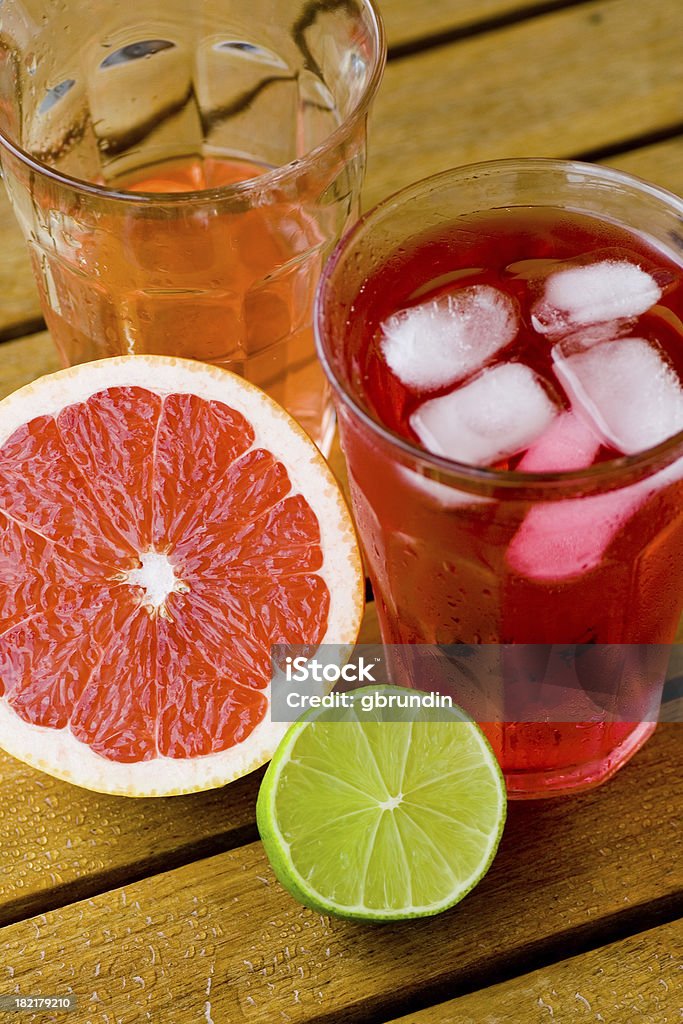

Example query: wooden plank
[0,753,263,928]
[327,432,354,513]
[605,137,683,199]
[0,201,42,342]
[1,726,681,1022]
[365,0,683,207]
[0,331,60,400]
[386,919,683,1023]
[381,0,586,50]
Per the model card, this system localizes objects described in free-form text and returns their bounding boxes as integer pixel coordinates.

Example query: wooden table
[2,1,683,1020]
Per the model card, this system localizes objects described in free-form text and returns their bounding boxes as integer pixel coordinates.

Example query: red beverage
[317,163,683,796]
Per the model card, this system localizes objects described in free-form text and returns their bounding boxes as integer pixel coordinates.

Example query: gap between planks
[382,917,683,1024]
[386,0,601,59]
[4,843,683,1024]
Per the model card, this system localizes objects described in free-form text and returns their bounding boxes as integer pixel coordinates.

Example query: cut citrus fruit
[0,355,363,796]
[256,687,506,920]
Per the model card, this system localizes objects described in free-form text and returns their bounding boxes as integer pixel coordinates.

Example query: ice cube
[509,409,604,578]
[380,285,518,391]
[410,363,558,466]
[508,406,683,581]
[532,260,661,337]
[507,459,683,581]
[507,487,643,580]
[518,411,601,472]
[554,338,683,454]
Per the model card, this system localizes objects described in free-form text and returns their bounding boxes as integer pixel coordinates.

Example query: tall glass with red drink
[316,160,683,797]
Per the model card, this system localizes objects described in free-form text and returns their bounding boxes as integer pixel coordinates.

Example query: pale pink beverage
[35,154,334,446]
[0,0,385,452]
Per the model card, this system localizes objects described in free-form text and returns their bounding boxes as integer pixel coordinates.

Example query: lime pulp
[256,686,507,921]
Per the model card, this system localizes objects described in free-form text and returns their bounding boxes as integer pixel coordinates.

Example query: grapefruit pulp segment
[0,414,137,566]
[151,391,255,551]
[57,386,162,552]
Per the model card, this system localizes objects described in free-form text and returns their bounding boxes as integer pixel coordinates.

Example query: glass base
[504,720,658,800]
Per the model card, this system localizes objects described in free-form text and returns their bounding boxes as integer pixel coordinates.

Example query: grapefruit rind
[0,356,364,796]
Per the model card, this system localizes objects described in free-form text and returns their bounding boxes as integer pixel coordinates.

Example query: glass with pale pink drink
[316,159,683,797]
[0,0,385,452]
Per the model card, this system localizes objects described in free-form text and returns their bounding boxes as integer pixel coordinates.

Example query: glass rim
[0,0,386,206]
[315,156,683,496]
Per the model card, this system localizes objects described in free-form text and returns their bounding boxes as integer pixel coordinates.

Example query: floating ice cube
[554,338,683,454]
[507,469,683,581]
[509,410,604,578]
[532,260,661,337]
[507,486,641,580]
[380,285,518,391]
[410,363,558,466]
[518,411,601,472]
[508,406,683,580]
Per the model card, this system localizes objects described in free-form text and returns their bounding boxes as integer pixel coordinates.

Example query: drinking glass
[315,159,683,797]
[0,0,385,453]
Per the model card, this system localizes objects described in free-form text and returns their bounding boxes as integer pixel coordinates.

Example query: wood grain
[365,0,683,207]
[387,919,683,1023]
[0,4,682,1017]
[605,138,683,198]
[0,201,42,341]
[0,752,263,928]
[381,0,587,49]
[1,726,681,1022]
[0,331,60,400]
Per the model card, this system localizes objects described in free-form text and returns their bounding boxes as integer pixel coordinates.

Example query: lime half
[256,686,506,921]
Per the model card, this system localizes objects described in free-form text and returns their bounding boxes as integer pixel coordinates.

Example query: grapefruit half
[0,356,363,796]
